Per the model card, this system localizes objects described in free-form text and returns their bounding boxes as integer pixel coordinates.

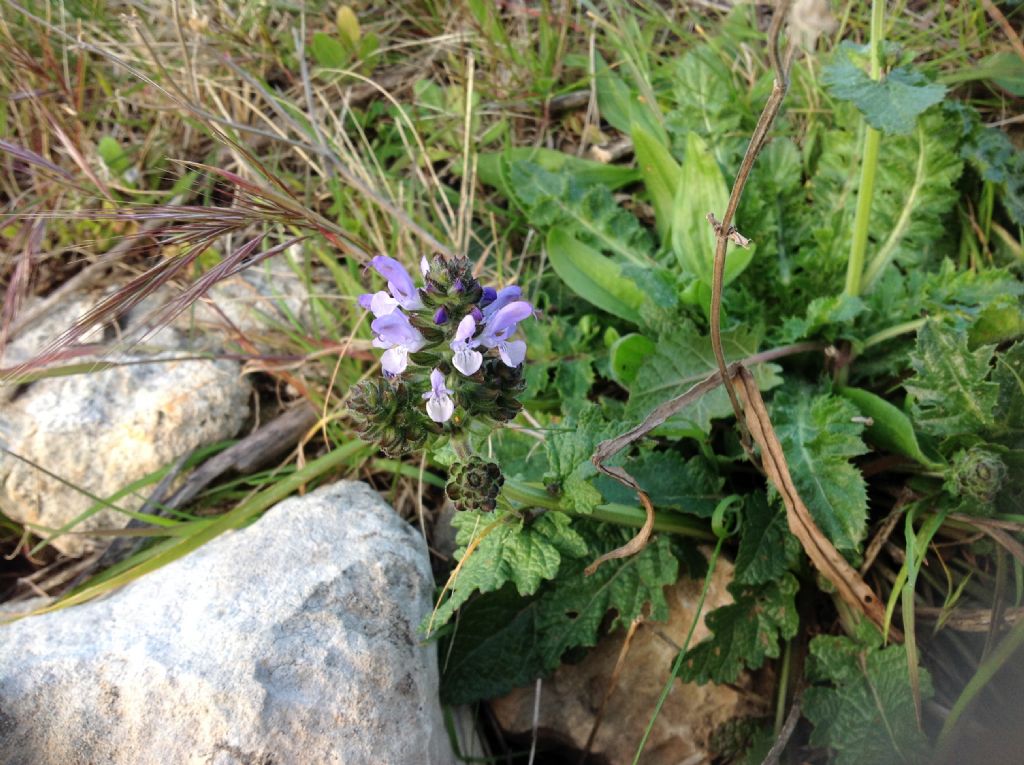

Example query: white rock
[0,288,253,556]
[0,481,456,765]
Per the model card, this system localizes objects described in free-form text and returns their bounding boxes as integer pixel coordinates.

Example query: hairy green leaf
[771,388,869,552]
[632,124,680,242]
[509,160,655,266]
[823,45,946,135]
[805,634,932,765]
[432,510,588,626]
[594,450,723,516]
[625,321,782,437]
[679,574,799,684]
[906,322,999,438]
[734,494,800,585]
[440,530,678,704]
[546,409,620,513]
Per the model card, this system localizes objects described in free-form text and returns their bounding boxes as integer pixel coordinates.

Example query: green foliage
[840,387,942,469]
[431,510,588,626]
[805,633,933,765]
[906,322,999,439]
[679,573,800,684]
[441,531,678,704]
[625,320,782,437]
[823,44,946,135]
[594,450,723,516]
[544,408,620,513]
[771,387,870,553]
[733,494,800,586]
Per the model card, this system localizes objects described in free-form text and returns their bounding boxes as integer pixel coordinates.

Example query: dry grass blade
[733,366,895,638]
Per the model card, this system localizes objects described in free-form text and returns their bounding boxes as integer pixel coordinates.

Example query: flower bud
[947,446,1007,508]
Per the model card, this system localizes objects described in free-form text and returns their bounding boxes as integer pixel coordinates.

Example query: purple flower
[371,311,425,375]
[365,255,423,313]
[479,286,498,308]
[451,315,483,376]
[359,290,400,317]
[482,286,522,319]
[478,300,531,367]
[422,368,455,423]
[434,307,449,325]
[420,255,431,278]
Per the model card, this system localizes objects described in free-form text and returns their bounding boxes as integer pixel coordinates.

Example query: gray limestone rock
[0,481,455,765]
[0,289,253,556]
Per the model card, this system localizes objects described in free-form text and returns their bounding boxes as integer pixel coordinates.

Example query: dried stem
[709,0,795,429]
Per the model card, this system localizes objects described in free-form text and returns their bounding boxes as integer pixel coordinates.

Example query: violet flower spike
[451,314,483,376]
[478,300,531,367]
[423,368,455,423]
[370,255,423,311]
[481,285,522,319]
[371,311,426,375]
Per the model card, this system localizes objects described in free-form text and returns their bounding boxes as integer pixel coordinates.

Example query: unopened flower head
[353,255,534,436]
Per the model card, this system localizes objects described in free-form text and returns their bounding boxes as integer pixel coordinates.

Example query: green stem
[862,318,927,349]
[502,480,715,541]
[843,0,885,297]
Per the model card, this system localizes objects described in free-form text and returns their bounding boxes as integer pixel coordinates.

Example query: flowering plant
[348,254,533,509]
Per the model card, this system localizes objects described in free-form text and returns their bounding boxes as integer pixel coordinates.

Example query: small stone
[0,481,456,765]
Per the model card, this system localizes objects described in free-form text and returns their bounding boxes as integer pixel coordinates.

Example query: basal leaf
[432,510,588,626]
[993,341,1024,437]
[906,321,999,438]
[546,408,620,513]
[734,494,800,585]
[608,332,656,386]
[595,54,666,143]
[535,531,678,667]
[625,321,782,436]
[632,124,680,242]
[771,387,869,552]
[546,229,645,324]
[475,147,639,192]
[510,160,655,266]
[441,528,678,704]
[949,101,1024,226]
[672,131,738,284]
[805,634,932,765]
[823,44,946,135]
[679,573,799,684]
[310,32,350,68]
[594,450,723,517]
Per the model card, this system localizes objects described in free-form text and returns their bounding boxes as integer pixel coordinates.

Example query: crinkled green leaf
[440,585,541,704]
[734,494,800,585]
[906,321,999,438]
[432,510,588,626]
[993,341,1024,437]
[823,45,946,135]
[609,333,656,386]
[625,321,782,436]
[805,634,932,765]
[679,573,799,684]
[440,529,678,704]
[594,449,723,517]
[545,409,620,513]
[771,388,869,552]
[779,294,865,343]
[535,531,678,666]
[508,160,655,266]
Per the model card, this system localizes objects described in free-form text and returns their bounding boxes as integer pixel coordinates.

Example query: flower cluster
[348,254,532,459]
